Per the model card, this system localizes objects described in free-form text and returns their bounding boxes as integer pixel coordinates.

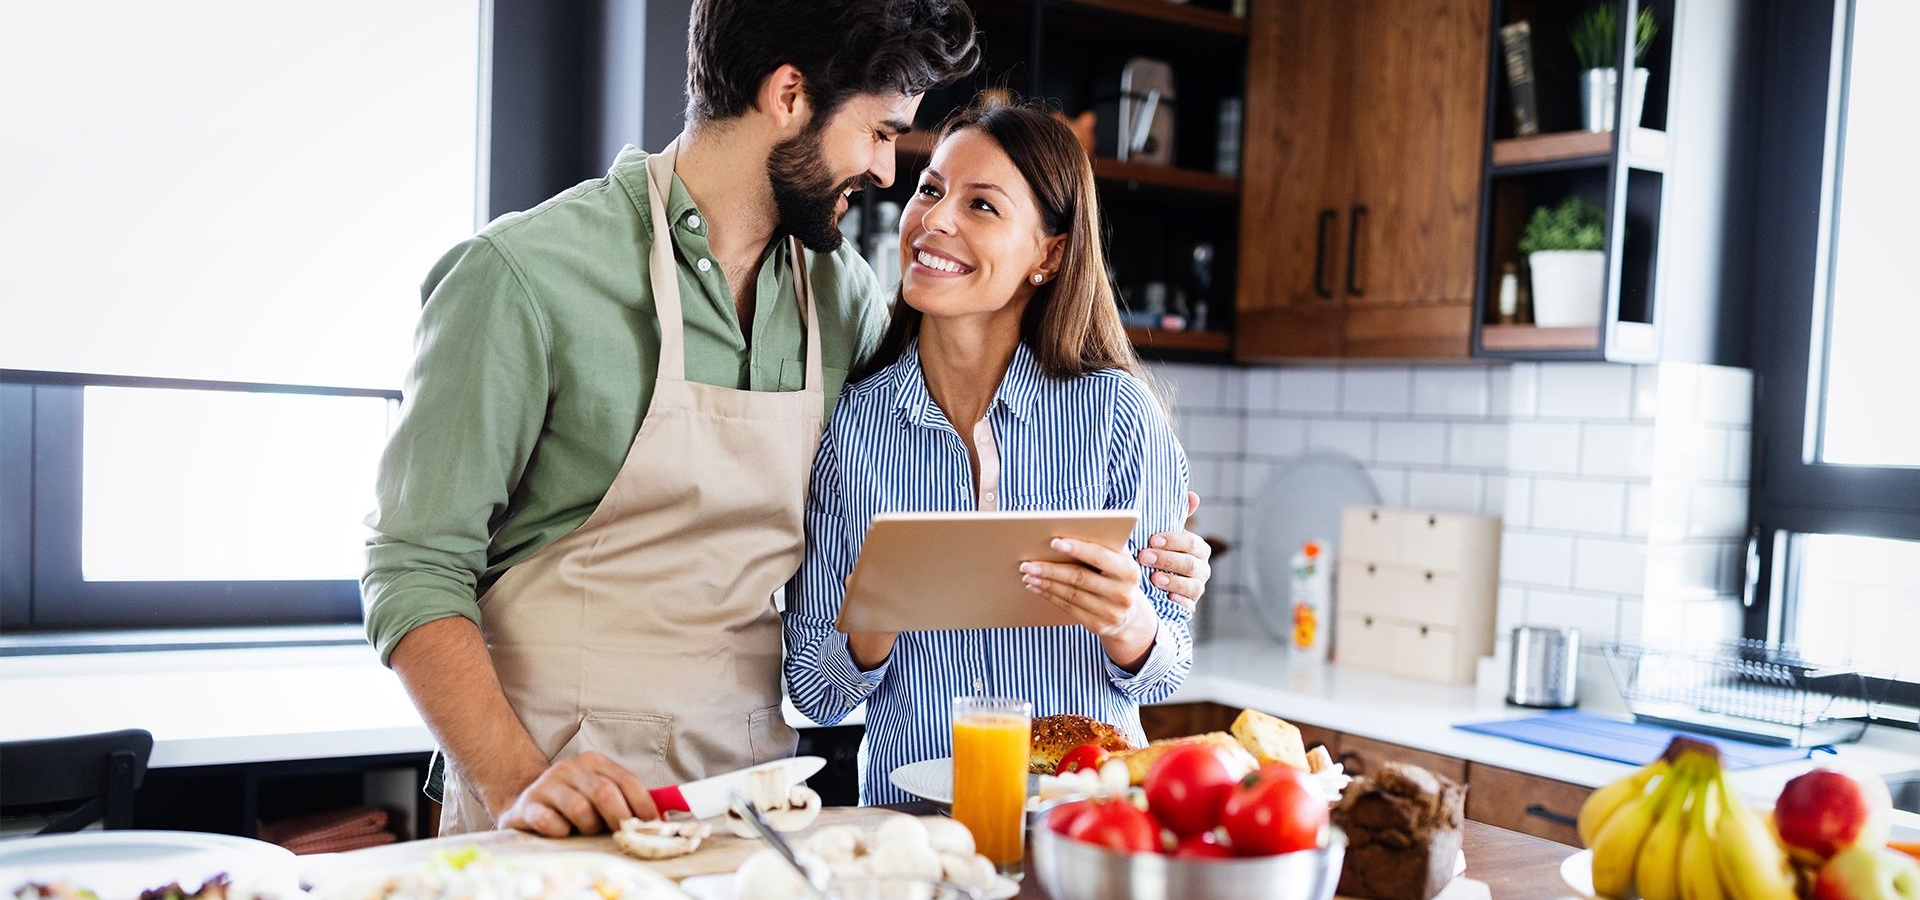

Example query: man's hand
[1140,491,1213,610]
[496,752,660,837]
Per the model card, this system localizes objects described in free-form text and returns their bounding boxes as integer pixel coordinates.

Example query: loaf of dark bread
[1332,761,1467,900]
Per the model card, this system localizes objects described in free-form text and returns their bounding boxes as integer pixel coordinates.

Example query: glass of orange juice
[951,695,1032,878]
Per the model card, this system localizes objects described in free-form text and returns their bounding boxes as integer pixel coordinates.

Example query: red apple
[1776,768,1894,865]
[1812,846,1920,900]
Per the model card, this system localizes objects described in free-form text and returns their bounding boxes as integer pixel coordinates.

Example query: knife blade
[648,755,827,819]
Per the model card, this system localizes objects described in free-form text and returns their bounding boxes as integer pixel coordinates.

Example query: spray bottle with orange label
[1289,539,1332,661]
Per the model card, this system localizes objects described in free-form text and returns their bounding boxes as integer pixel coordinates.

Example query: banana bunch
[1578,736,1800,900]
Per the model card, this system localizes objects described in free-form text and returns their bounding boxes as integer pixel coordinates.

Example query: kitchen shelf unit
[856,0,1249,361]
[1471,0,1751,365]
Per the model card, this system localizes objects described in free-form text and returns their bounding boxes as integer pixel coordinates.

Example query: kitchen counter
[4,638,1915,836]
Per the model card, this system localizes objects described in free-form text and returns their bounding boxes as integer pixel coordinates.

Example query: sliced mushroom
[723,768,824,838]
[611,816,712,860]
[732,848,830,900]
[917,816,976,857]
[801,824,868,864]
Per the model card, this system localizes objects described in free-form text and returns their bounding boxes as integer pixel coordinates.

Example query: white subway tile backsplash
[1625,483,1653,537]
[1307,419,1374,461]
[1244,416,1308,460]
[1365,465,1410,507]
[1581,423,1656,478]
[1632,365,1661,421]
[1680,597,1743,648]
[1407,470,1483,514]
[1503,364,1540,419]
[1538,363,1635,420]
[1524,588,1621,645]
[1688,484,1747,539]
[1186,413,1245,457]
[1646,543,1724,599]
[1341,366,1414,415]
[1508,422,1582,474]
[1481,475,1507,517]
[1574,537,1649,595]
[1188,458,1240,502]
[1376,421,1449,465]
[1503,477,1533,527]
[1647,484,1690,541]
[1655,363,1699,423]
[1697,365,1754,426]
[1413,368,1491,418]
[1654,425,1726,481]
[1243,368,1283,413]
[1240,461,1277,504]
[1276,368,1342,413]
[1496,585,1526,638]
[1158,363,1228,412]
[1531,478,1628,534]
[1448,422,1509,470]
[1616,598,1646,642]
[1500,531,1576,587]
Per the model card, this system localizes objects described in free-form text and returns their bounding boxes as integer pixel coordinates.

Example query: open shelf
[1479,323,1600,352]
[1053,0,1247,37]
[1093,158,1239,196]
[1126,327,1231,354]
[1491,131,1612,169]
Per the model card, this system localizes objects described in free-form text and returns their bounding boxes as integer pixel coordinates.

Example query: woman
[783,100,1192,805]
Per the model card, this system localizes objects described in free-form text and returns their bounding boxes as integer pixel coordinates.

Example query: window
[1748,0,1920,708]
[0,2,482,636]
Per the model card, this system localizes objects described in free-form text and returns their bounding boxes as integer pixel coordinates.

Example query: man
[363,0,1214,838]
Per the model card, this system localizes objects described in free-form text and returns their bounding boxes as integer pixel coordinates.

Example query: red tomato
[1065,797,1162,854]
[1045,799,1095,836]
[1143,743,1238,837]
[1172,830,1235,859]
[1056,743,1111,775]
[1220,764,1327,856]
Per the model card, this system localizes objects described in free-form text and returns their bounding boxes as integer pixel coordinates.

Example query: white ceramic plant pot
[1527,250,1606,327]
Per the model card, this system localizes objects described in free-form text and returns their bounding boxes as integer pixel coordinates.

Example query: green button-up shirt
[362,146,890,665]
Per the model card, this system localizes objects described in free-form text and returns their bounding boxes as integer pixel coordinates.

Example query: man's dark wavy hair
[686,0,981,126]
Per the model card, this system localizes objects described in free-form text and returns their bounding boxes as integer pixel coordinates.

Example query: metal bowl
[1030,825,1346,900]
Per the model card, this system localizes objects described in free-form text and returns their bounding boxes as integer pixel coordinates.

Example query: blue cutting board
[1453,711,1818,770]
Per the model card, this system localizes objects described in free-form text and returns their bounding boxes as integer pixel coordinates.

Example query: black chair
[0,728,153,833]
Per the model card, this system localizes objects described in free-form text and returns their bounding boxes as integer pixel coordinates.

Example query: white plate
[1560,848,1596,899]
[1240,453,1381,643]
[678,870,1017,900]
[887,759,1042,810]
[890,758,958,807]
[0,830,297,899]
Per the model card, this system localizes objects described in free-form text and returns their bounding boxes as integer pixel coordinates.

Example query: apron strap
[789,236,824,394]
[643,142,689,384]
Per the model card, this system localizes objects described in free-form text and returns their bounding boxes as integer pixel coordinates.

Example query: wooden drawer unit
[1334,733,1468,784]
[1334,506,1500,684]
[1464,763,1592,847]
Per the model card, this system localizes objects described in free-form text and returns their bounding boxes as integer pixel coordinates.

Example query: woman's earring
[1031,274,1045,284]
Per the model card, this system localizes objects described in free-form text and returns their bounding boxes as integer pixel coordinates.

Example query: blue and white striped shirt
[784,339,1193,805]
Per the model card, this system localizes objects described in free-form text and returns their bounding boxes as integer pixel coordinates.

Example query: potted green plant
[1571,3,1658,132]
[1519,196,1608,327]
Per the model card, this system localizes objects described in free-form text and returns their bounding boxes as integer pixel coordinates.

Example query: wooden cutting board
[299,806,912,888]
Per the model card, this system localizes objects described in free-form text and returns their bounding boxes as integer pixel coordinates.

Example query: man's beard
[768,127,868,253]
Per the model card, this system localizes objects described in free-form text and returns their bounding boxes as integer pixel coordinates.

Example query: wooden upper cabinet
[1237,0,1489,360]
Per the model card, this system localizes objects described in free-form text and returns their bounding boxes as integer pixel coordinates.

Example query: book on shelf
[1499,21,1541,138]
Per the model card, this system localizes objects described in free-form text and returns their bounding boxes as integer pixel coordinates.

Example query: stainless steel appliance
[1507,625,1580,708]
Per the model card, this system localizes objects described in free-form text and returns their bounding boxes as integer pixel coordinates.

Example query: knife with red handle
[647,755,826,819]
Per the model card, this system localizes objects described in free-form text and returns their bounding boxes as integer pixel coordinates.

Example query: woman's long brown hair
[854,97,1167,411]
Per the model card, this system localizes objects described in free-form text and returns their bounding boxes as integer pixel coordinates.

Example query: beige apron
[440,140,823,834]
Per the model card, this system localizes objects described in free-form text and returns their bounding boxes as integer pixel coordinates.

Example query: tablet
[833,509,1140,633]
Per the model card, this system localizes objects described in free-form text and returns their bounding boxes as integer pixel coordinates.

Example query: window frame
[1,371,400,633]
[1745,0,1920,709]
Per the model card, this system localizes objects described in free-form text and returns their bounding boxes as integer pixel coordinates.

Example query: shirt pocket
[777,358,847,395]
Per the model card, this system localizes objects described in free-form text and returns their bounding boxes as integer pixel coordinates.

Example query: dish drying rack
[1603,640,1881,747]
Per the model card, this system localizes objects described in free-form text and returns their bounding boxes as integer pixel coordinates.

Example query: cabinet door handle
[1345,204,1368,296]
[1526,804,1579,828]
[1314,209,1336,298]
